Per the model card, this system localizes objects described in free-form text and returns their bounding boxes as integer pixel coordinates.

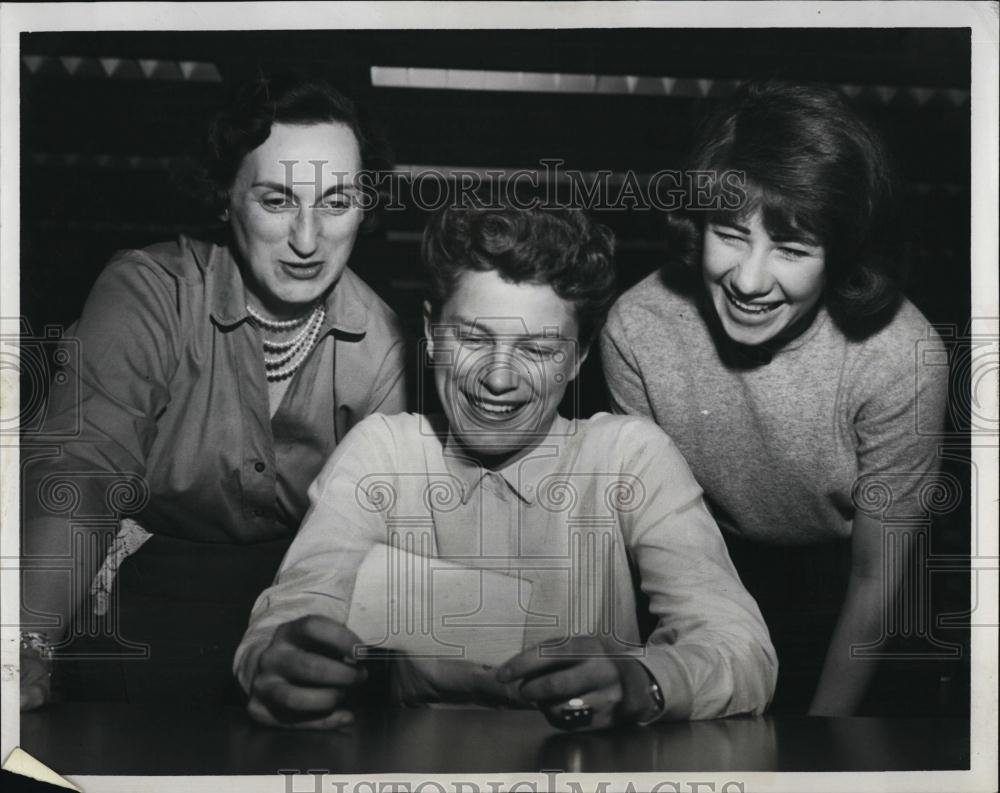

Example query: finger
[497,636,610,684]
[517,661,618,705]
[258,643,368,687]
[496,646,578,684]
[20,667,49,688]
[20,682,48,711]
[251,676,346,720]
[20,653,50,683]
[20,656,51,711]
[543,683,623,732]
[247,697,355,730]
[280,616,364,661]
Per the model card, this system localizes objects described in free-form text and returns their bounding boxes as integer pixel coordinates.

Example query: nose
[480,348,520,395]
[730,246,771,297]
[288,206,319,258]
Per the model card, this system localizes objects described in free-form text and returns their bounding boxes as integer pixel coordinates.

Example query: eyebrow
[711,220,751,235]
[710,220,819,247]
[451,317,564,341]
[251,180,357,197]
[770,232,820,246]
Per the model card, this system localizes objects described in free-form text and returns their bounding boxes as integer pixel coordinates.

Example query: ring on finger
[553,697,594,729]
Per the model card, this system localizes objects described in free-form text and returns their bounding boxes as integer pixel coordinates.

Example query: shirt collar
[205,240,369,336]
[440,415,574,505]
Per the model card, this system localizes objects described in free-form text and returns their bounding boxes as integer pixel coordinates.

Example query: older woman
[20,74,408,707]
[601,81,949,715]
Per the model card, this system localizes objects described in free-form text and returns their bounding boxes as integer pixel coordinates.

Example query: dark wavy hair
[195,70,391,222]
[422,206,617,347]
[667,80,904,338]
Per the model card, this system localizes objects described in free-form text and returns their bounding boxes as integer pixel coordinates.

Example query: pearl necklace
[246,303,312,331]
[247,302,326,382]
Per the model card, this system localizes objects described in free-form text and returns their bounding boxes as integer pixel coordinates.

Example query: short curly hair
[421,206,617,347]
[198,70,391,218]
[667,80,904,338]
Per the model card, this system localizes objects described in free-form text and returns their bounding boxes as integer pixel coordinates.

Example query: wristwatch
[637,665,666,725]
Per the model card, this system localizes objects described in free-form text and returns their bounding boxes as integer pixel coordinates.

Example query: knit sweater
[600,270,949,545]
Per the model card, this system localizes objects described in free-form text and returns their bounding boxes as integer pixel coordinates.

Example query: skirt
[54,532,292,705]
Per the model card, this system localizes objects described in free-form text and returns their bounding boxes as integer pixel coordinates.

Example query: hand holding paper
[246,615,367,729]
[346,542,532,669]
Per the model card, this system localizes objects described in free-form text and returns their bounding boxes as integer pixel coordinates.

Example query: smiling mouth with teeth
[725,290,782,315]
[469,396,524,416]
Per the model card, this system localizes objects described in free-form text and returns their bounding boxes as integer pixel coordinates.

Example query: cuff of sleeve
[637,652,695,722]
[232,634,270,697]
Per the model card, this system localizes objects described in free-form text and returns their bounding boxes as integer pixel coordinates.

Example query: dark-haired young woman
[20,74,408,707]
[601,81,949,715]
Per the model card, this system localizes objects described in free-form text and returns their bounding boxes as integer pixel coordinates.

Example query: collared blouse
[236,412,777,720]
[24,236,408,544]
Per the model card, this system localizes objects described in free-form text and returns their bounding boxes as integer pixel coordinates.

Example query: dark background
[19,28,973,716]
[20,29,971,337]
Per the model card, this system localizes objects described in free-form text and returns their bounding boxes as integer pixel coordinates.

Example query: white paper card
[346,543,531,666]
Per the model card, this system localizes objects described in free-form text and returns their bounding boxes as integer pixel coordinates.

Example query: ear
[218,189,232,223]
[422,300,436,359]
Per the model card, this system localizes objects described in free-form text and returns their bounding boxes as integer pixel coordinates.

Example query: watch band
[637,665,666,725]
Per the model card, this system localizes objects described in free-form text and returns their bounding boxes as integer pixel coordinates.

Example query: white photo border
[1,3,997,792]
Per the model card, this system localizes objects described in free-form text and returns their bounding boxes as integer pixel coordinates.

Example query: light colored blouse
[235,412,777,720]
